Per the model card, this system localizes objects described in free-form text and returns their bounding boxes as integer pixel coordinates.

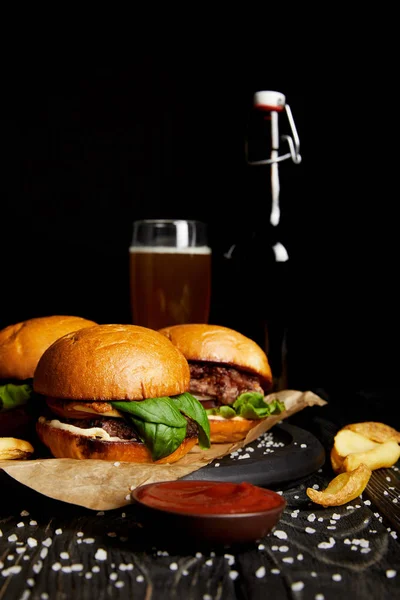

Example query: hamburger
[0,315,97,438]
[33,324,211,463]
[159,324,285,443]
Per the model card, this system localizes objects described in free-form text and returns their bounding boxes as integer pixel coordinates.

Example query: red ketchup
[135,481,285,515]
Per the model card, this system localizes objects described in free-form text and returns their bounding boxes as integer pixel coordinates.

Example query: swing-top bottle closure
[246,91,302,166]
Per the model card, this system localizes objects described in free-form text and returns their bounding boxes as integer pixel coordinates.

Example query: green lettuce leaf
[0,383,32,413]
[206,392,285,420]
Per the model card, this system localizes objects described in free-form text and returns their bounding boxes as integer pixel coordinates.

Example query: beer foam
[129,246,211,254]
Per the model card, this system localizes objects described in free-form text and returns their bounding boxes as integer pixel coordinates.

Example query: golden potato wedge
[343,440,400,472]
[0,437,34,460]
[330,446,345,474]
[342,422,400,443]
[334,429,379,458]
[306,464,372,507]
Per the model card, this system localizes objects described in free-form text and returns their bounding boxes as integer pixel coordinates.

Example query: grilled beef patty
[189,362,264,405]
[60,416,199,441]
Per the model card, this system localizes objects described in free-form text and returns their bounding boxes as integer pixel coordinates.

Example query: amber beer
[129,246,211,330]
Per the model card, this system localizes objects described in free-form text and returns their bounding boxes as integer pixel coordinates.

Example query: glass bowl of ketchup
[131,480,286,546]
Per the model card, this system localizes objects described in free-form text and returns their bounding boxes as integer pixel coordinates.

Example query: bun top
[159,324,272,388]
[33,324,190,400]
[0,315,97,380]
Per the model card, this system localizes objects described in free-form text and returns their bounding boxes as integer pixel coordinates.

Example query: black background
[1,49,398,400]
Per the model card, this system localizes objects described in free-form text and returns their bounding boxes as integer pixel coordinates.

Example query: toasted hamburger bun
[159,324,272,387]
[159,324,274,443]
[33,324,202,463]
[0,315,97,380]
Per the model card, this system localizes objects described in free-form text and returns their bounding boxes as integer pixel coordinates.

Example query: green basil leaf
[171,393,210,449]
[0,383,32,413]
[219,405,236,419]
[129,417,186,461]
[111,397,187,427]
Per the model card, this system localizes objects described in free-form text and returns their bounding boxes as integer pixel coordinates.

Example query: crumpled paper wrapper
[0,390,326,510]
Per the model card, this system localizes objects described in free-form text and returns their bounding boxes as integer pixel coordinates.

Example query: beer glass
[129,219,211,329]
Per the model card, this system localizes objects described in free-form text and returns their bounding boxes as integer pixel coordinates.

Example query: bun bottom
[209,417,259,443]
[36,419,197,463]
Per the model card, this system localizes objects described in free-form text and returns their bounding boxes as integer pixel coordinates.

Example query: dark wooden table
[1,392,400,600]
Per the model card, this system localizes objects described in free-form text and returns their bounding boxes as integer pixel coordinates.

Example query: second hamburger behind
[159,324,285,443]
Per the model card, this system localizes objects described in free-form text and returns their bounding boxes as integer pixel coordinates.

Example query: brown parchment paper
[0,390,326,510]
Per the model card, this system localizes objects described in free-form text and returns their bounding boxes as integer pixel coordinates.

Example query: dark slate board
[182,423,326,488]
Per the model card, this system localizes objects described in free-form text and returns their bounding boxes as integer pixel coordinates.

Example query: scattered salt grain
[52,563,62,572]
[386,570,396,578]
[96,511,105,516]
[42,538,52,547]
[33,561,43,574]
[92,566,100,573]
[273,530,287,540]
[255,566,266,578]
[20,510,29,517]
[29,521,37,526]
[1,565,22,576]
[332,514,341,520]
[169,563,178,571]
[297,554,304,561]
[271,568,280,574]
[8,534,18,542]
[83,538,95,544]
[229,570,239,580]
[40,548,48,560]
[17,522,25,528]
[332,574,342,582]
[318,538,335,549]
[16,547,26,554]
[205,559,213,566]
[283,557,294,564]
[307,514,316,522]
[224,554,235,566]
[27,538,37,548]
[55,529,63,535]
[95,549,107,561]
[107,532,117,538]
[60,552,69,560]
[125,495,131,501]
[27,579,34,587]
[113,462,120,467]
[76,532,84,537]
[258,544,265,550]
[115,581,124,588]
[305,527,316,534]
[315,594,325,599]
[136,575,144,582]
[278,546,289,553]
[119,563,133,571]
[300,444,307,448]
[291,581,304,591]
[109,573,118,581]
[7,555,14,561]
[85,573,93,579]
